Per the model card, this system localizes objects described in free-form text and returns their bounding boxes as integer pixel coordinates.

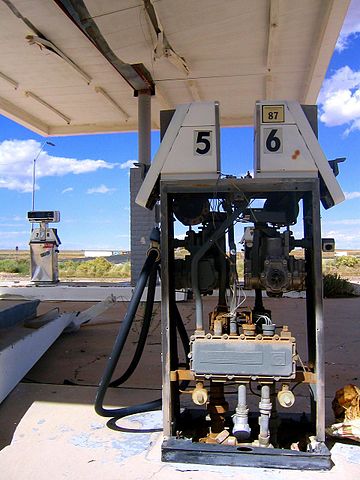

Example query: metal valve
[192,382,208,406]
[277,384,295,408]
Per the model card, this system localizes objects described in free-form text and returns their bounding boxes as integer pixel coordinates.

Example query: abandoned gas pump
[28,210,61,283]
[134,100,345,469]
[96,100,344,470]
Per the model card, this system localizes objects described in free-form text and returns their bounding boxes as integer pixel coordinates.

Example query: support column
[130,90,154,285]
[138,90,152,171]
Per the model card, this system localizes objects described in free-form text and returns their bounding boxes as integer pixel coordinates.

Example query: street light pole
[31,140,55,212]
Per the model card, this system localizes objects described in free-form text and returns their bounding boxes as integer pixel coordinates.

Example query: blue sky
[1,3,360,251]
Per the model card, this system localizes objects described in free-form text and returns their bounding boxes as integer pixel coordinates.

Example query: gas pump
[28,210,61,283]
[96,101,345,470]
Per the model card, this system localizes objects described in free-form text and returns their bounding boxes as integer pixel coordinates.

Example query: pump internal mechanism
[159,178,329,466]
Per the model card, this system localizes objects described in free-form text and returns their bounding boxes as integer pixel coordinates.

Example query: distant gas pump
[27,210,61,283]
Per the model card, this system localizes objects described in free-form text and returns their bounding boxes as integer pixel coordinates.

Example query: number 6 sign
[264,128,283,154]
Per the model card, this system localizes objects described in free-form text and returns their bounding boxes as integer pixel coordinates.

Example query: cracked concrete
[0,296,359,478]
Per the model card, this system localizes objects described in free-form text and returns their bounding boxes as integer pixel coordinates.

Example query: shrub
[323,273,356,298]
[0,259,30,274]
[0,256,131,279]
[76,257,112,277]
[58,258,130,278]
[58,260,77,276]
[108,261,131,278]
[334,256,360,268]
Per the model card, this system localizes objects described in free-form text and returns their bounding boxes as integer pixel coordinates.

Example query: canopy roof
[0,0,350,135]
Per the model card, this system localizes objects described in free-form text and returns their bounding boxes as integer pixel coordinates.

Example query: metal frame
[160,177,330,469]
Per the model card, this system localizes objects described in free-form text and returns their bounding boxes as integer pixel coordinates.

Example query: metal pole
[31,141,55,212]
[130,90,152,284]
[312,182,325,443]
[303,182,325,443]
[161,186,172,437]
[138,90,152,169]
[31,155,36,212]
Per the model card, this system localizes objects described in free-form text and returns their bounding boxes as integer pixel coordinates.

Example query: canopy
[0,0,350,135]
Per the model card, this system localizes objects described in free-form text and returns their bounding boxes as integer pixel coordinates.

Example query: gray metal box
[190,336,296,379]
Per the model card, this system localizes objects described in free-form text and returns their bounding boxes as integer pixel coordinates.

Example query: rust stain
[292,149,300,160]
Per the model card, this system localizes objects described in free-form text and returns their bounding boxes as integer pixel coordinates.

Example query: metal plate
[162,438,332,470]
[190,336,295,379]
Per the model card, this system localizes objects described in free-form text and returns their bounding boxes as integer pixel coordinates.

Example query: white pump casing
[136,102,220,209]
[254,100,345,208]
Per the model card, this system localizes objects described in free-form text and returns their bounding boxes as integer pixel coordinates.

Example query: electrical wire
[296,351,308,373]
[249,380,261,397]
[255,314,272,326]
[291,382,303,393]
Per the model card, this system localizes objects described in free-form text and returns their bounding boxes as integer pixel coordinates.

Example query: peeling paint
[58,424,74,433]
[114,434,151,463]
[90,423,105,430]
[70,433,107,449]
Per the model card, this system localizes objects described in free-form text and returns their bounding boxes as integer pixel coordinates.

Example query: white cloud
[120,160,136,169]
[322,228,360,249]
[345,191,360,200]
[61,187,74,194]
[0,230,28,238]
[0,139,115,193]
[326,218,360,226]
[0,223,23,227]
[0,177,34,193]
[86,184,116,194]
[335,1,360,52]
[318,66,360,133]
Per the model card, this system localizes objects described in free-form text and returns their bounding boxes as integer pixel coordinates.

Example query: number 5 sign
[264,128,283,154]
[194,130,212,155]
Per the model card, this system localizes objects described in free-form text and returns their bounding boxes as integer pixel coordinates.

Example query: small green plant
[108,261,131,277]
[334,256,360,268]
[0,258,30,274]
[58,258,131,278]
[323,273,356,298]
[76,257,112,277]
[58,260,78,276]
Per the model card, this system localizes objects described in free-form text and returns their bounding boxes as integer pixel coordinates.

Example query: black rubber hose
[109,263,158,387]
[106,399,162,433]
[95,246,190,432]
[106,302,189,434]
[110,280,190,388]
[95,249,159,417]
